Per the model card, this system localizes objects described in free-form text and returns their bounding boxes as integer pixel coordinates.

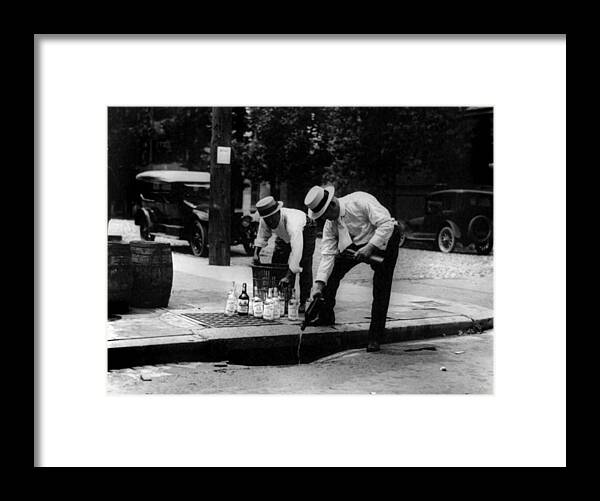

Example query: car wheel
[475,238,493,255]
[468,215,492,244]
[189,221,208,257]
[437,226,456,253]
[139,221,155,241]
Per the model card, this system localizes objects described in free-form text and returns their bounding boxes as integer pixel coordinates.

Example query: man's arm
[278,214,306,288]
[287,225,304,274]
[253,219,272,248]
[314,220,339,286]
[352,195,395,262]
[365,195,395,250]
[253,220,272,264]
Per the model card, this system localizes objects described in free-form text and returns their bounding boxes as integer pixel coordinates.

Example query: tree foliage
[108,106,489,216]
[320,107,477,207]
[232,107,479,207]
[234,108,331,185]
[108,107,212,172]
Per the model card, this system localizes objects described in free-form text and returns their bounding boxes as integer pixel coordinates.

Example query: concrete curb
[108,314,493,369]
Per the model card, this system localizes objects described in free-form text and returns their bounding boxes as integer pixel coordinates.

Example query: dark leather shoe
[366,340,380,352]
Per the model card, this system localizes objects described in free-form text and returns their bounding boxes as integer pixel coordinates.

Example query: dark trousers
[320,225,401,342]
[272,220,317,305]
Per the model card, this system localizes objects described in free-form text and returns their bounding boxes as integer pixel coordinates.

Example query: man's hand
[354,243,375,262]
[309,281,325,300]
[253,247,262,265]
[278,270,294,290]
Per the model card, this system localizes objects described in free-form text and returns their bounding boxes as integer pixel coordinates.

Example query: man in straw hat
[304,185,401,352]
[253,196,317,312]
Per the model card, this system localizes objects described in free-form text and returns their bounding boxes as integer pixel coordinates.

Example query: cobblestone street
[337,242,493,281]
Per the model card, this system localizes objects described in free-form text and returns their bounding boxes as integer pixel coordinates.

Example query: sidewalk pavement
[108,251,493,369]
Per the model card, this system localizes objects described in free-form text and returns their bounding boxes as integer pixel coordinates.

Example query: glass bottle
[248,285,255,316]
[288,288,299,321]
[263,288,274,321]
[272,286,281,319]
[279,287,287,316]
[237,282,250,315]
[224,281,237,316]
[252,286,263,318]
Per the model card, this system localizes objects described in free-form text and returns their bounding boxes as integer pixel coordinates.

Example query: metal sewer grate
[181,312,284,328]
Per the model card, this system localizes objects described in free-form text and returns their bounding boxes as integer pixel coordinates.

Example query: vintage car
[397,189,493,254]
[133,170,258,257]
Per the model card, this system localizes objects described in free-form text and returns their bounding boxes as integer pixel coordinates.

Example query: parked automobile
[397,189,493,254]
[133,170,258,257]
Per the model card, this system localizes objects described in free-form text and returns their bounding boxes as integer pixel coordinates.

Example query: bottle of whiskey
[237,282,250,315]
[278,287,287,316]
[287,288,299,321]
[252,286,263,318]
[263,288,274,321]
[248,285,256,316]
[272,286,281,319]
[224,281,237,316]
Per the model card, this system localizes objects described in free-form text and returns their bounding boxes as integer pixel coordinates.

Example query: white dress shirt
[254,207,307,274]
[316,191,396,284]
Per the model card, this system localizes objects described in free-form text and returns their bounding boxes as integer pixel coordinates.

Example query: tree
[321,107,476,208]
[234,107,332,208]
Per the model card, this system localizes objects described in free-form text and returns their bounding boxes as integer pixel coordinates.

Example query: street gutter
[108,314,492,369]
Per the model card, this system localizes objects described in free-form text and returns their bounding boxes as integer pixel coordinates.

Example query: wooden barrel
[108,242,132,313]
[130,241,173,308]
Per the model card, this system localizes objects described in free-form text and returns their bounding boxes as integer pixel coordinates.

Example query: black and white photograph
[107,106,494,394]
[36,35,565,467]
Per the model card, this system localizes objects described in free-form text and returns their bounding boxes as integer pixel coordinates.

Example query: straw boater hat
[304,185,335,219]
[255,196,284,219]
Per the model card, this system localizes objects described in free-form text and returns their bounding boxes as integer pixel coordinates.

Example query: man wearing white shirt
[253,196,317,311]
[304,185,401,352]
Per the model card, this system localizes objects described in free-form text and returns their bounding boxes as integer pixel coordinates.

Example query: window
[478,197,492,208]
[426,198,443,214]
[152,182,171,192]
[470,195,492,208]
[441,195,455,210]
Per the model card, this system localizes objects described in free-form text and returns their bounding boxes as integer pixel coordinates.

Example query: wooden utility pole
[208,107,232,266]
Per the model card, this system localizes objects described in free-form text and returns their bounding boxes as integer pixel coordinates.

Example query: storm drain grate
[181,312,284,328]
